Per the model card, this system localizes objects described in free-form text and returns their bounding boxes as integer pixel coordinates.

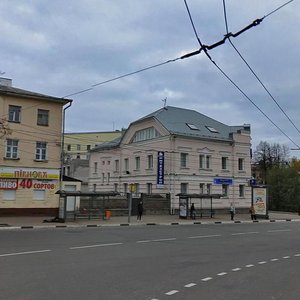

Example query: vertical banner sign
[252,187,267,216]
[157,151,165,188]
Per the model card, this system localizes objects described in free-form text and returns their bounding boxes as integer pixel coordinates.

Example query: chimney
[0,77,12,87]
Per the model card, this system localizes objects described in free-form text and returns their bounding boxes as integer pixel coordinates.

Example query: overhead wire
[183,0,300,149]
[222,0,300,137]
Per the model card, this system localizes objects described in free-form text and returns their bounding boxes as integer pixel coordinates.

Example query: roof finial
[162,97,167,108]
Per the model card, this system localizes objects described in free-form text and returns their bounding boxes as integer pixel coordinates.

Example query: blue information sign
[213,178,233,185]
[157,151,164,188]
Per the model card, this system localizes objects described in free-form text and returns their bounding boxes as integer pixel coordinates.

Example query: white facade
[88,106,252,212]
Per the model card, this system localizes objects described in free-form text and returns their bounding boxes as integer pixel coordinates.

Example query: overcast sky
[1,0,300,156]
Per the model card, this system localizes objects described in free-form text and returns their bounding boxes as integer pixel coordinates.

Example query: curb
[0,218,299,231]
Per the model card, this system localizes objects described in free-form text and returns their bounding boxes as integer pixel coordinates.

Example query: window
[77,144,81,151]
[33,190,46,200]
[123,183,128,194]
[93,184,97,192]
[222,184,229,196]
[94,162,98,173]
[107,172,110,184]
[222,157,228,170]
[207,184,212,195]
[37,109,49,126]
[200,183,204,194]
[206,155,211,169]
[199,155,211,169]
[3,190,16,200]
[147,155,153,169]
[180,153,188,168]
[114,183,118,192]
[135,183,140,195]
[206,126,219,133]
[87,145,91,151]
[186,123,199,130]
[67,144,71,151]
[147,183,152,194]
[102,173,105,183]
[124,158,129,172]
[36,142,47,160]
[6,139,18,159]
[238,158,244,171]
[115,160,119,172]
[8,105,21,122]
[135,156,140,170]
[181,183,188,194]
[132,127,160,142]
[239,185,245,197]
[76,154,80,159]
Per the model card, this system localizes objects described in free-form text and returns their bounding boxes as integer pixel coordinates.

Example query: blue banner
[157,151,164,188]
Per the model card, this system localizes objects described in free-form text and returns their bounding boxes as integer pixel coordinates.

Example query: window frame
[35,142,47,161]
[8,105,21,123]
[6,139,19,159]
[37,109,49,126]
[180,153,188,168]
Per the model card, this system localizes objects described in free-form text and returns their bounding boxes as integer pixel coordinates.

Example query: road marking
[202,277,213,281]
[188,234,221,239]
[267,229,291,233]
[184,283,196,288]
[270,258,279,261]
[258,261,267,264]
[232,268,241,271]
[165,290,179,295]
[294,254,300,257]
[70,242,123,250]
[245,264,254,267]
[231,231,259,236]
[217,272,227,276]
[152,238,176,242]
[0,249,51,257]
[136,240,151,243]
[283,256,291,259]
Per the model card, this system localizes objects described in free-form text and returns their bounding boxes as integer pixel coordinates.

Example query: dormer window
[206,126,219,133]
[186,123,199,130]
[132,127,160,143]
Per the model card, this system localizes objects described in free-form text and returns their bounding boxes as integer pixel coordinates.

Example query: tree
[253,141,289,183]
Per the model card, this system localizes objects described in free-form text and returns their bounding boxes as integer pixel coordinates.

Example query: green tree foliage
[267,167,300,212]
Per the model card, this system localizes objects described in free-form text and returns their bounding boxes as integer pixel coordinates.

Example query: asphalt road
[0,222,299,300]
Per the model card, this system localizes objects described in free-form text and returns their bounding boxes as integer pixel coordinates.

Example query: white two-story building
[89,106,252,212]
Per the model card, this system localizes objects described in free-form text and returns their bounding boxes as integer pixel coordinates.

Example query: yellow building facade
[0,78,72,215]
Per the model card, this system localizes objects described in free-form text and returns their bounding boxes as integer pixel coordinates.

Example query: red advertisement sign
[0,179,18,190]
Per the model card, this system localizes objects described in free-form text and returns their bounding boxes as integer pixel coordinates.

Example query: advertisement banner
[0,179,18,190]
[253,187,267,216]
[156,151,164,188]
[0,167,59,180]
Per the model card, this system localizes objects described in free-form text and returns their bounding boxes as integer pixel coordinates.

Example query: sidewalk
[1,211,300,229]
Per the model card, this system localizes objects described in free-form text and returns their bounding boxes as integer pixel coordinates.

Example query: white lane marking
[231,231,259,236]
[232,268,241,271]
[245,264,254,268]
[217,272,227,276]
[136,240,151,243]
[165,290,179,295]
[270,258,279,261]
[202,277,213,281]
[283,256,291,259]
[0,249,51,257]
[258,261,267,265]
[294,254,300,257]
[184,283,196,288]
[152,238,176,242]
[188,234,221,239]
[267,229,291,233]
[70,242,123,250]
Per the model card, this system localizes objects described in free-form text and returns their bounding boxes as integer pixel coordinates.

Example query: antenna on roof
[162,97,167,108]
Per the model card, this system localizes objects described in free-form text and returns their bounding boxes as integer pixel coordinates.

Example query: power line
[183,0,300,149]
[222,0,300,136]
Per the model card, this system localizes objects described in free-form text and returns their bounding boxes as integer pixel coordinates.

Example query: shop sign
[0,167,59,180]
[0,179,18,190]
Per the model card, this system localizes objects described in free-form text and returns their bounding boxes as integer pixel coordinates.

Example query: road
[0,222,299,300]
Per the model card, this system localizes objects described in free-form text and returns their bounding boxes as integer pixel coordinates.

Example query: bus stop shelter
[56,190,120,221]
[176,193,223,219]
